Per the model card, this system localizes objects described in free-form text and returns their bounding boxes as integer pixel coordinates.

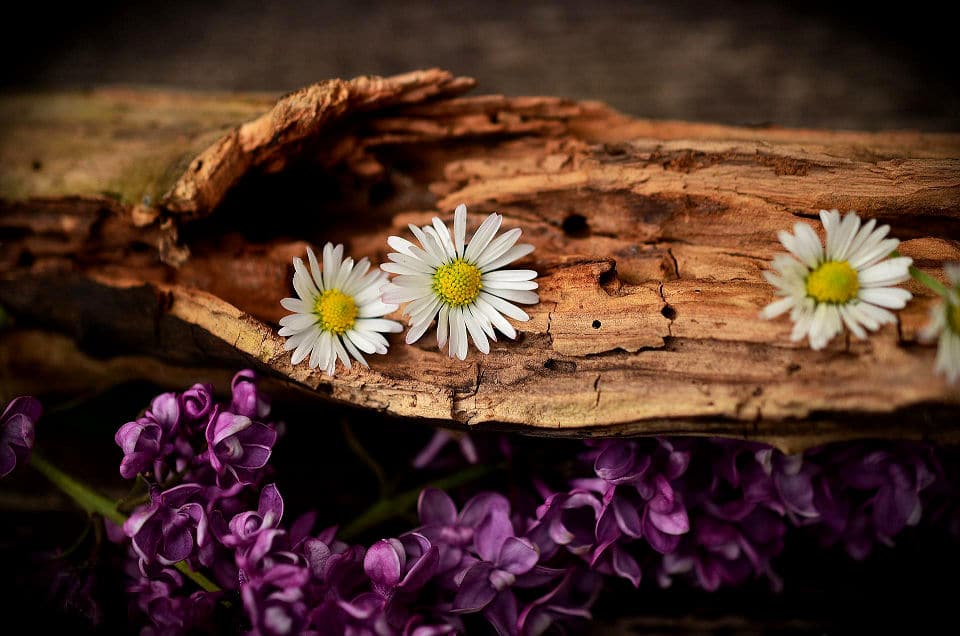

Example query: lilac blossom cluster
[1,395,41,478]
[104,374,954,635]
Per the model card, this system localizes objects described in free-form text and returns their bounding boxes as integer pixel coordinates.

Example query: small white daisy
[379,204,539,360]
[761,209,913,350]
[279,243,402,376]
[918,264,960,384]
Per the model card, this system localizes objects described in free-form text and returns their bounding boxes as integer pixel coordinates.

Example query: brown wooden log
[1,69,958,452]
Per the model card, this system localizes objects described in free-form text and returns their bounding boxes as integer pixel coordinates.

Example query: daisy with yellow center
[918,264,960,384]
[279,243,402,376]
[380,204,539,360]
[761,209,913,350]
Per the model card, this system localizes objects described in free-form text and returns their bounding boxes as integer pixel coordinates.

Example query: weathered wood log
[1,69,958,452]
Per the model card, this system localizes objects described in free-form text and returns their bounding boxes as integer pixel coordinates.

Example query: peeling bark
[1,69,959,452]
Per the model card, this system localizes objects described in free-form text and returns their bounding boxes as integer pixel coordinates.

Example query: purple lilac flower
[231,369,272,420]
[517,569,601,636]
[241,563,311,636]
[412,430,478,469]
[0,395,41,478]
[806,443,938,559]
[129,567,217,635]
[205,407,277,488]
[220,483,284,551]
[417,488,510,580]
[125,484,209,566]
[180,382,215,431]
[452,507,542,635]
[115,392,184,480]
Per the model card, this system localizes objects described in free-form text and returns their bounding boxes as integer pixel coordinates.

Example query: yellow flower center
[948,302,960,335]
[433,259,483,307]
[314,289,357,335]
[806,261,859,304]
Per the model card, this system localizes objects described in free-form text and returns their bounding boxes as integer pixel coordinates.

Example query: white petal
[479,243,535,273]
[321,243,339,290]
[475,296,516,339]
[341,336,369,367]
[945,264,960,286]
[463,309,490,354]
[333,336,351,369]
[858,257,912,287]
[858,287,912,309]
[280,297,307,313]
[447,308,461,357]
[405,315,434,345]
[829,212,861,262]
[918,305,946,342]
[779,223,822,269]
[315,332,333,370]
[464,212,503,263]
[307,247,325,291]
[279,313,319,330]
[484,280,539,291]
[334,256,355,289]
[436,305,450,348]
[387,235,419,257]
[346,329,378,354]
[855,301,896,326]
[408,296,443,327]
[467,303,497,341]
[760,296,796,320]
[479,291,530,321]
[381,284,431,305]
[408,225,446,265]
[474,228,522,268]
[849,238,899,271]
[454,204,467,258]
[283,329,309,351]
[291,327,321,365]
[842,217,877,263]
[341,258,372,295]
[454,308,469,359]
[359,300,399,318]
[486,288,539,305]
[431,217,457,260]
[483,269,538,282]
[838,304,867,339]
[356,318,404,334]
[845,223,891,267]
[293,258,319,300]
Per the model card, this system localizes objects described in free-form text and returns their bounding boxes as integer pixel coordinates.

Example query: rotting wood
[1,69,958,453]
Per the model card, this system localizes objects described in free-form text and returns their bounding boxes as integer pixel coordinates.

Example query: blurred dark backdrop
[3,0,957,131]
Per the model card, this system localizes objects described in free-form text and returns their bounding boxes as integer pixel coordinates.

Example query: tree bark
[1,69,958,452]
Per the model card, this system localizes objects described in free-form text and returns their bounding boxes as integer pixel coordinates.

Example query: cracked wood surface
[1,69,959,452]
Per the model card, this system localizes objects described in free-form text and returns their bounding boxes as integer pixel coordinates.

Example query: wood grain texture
[1,69,958,452]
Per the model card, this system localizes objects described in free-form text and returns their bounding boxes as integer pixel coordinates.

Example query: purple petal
[499,537,539,575]
[484,590,519,636]
[647,502,689,536]
[258,483,284,524]
[594,443,636,482]
[452,563,497,613]
[364,538,405,587]
[419,488,458,526]
[2,396,42,422]
[475,509,513,563]
[612,492,644,538]
[611,545,641,587]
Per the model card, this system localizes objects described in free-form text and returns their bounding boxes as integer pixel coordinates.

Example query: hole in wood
[592,320,602,329]
[661,304,677,320]
[561,213,590,238]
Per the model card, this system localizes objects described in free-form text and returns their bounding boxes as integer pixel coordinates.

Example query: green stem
[30,452,126,525]
[340,463,501,540]
[341,422,389,497]
[910,265,951,298]
[30,451,222,595]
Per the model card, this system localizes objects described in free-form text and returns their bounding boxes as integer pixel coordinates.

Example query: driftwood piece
[1,69,959,453]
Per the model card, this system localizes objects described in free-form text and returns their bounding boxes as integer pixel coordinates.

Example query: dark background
[3,0,957,131]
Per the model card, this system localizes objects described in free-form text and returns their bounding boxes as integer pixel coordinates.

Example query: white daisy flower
[761,209,913,350]
[380,204,539,360]
[918,264,960,384]
[279,243,402,376]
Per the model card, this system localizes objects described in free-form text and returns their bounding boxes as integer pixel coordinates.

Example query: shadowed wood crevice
[1,69,959,452]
